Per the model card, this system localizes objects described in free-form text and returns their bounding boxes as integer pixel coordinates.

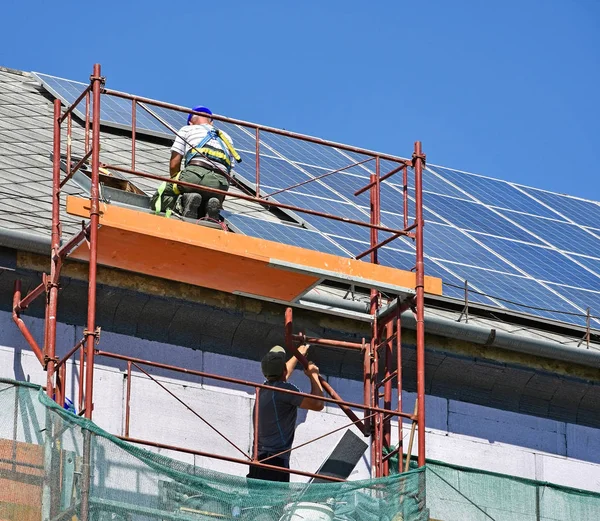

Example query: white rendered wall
[1,310,599,494]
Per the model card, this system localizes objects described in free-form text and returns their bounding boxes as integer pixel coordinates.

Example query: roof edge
[0,227,50,256]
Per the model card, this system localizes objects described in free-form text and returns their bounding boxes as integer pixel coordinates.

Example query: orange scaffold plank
[66,196,443,303]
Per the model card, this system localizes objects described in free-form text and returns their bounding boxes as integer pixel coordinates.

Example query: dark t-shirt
[255,380,304,460]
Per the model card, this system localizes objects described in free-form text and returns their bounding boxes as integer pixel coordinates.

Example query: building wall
[1,310,599,493]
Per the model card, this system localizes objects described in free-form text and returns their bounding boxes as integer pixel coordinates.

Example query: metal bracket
[484,329,497,346]
[43,355,59,370]
[89,74,106,85]
[43,273,60,303]
[411,152,427,167]
[83,326,101,346]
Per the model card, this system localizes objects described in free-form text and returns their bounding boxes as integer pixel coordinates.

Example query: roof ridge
[0,66,31,77]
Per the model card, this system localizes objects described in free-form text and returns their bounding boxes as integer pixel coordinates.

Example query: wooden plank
[66,196,443,301]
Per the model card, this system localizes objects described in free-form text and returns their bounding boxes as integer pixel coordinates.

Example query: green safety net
[425,461,600,521]
[0,379,425,521]
[2,378,600,521]
[386,435,600,521]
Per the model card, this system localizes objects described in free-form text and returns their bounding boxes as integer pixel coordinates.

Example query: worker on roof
[150,105,241,220]
[247,344,324,482]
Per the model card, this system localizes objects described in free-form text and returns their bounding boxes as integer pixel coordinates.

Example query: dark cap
[261,345,286,379]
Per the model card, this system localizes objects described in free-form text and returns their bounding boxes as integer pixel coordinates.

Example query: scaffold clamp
[411,151,427,167]
[43,354,59,370]
[90,74,106,85]
[83,326,102,345]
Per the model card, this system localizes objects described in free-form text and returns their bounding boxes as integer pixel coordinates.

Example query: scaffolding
[11,63,434,493]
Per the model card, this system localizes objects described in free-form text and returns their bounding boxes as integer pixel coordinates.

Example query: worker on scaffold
[248,345,324,482]
[150,106,241,220]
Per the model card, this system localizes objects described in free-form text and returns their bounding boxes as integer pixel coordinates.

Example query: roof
[0,65,598,353]
[0,67,267,239]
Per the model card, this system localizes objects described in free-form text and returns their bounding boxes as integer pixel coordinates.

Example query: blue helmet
[187,105,213,124]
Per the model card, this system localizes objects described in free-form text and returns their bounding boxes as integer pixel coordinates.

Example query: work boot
[205,197,221,220]
[180,193,202,219]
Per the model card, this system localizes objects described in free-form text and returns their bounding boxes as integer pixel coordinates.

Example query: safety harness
[184,125,241,172]
[152,125,241,217]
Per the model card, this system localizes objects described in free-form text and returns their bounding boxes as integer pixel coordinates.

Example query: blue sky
[1,0,599,200]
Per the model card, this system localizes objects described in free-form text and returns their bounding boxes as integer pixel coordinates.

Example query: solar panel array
[32,73,188,137]
[34,73,600,329]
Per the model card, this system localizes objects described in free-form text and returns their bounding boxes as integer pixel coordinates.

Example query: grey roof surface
[0,67,267,239]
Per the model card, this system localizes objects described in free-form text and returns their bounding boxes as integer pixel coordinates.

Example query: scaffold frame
[11,63,429,494]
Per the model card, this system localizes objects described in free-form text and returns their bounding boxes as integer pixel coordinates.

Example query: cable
[443,281,599,319]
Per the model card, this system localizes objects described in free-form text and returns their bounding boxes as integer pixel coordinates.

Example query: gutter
[0,228,50,255]
[404,312,600,369]
[302,290,600,369]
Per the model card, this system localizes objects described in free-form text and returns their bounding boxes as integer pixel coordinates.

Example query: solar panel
[573,255,600,275]
[497,211,600,256]
[422,192,541,242]
[545,285,600,324]
[34,72,600,328]
[246,156,343,200]
[224,212,351,257]
[259,132,360,170]
[270,191,373,242]
[430,166,560,218]
[435,262,588,324]
[32,73,188,137]
[519,186,600,230]
[306,170,372,206]
[475,235,600,290]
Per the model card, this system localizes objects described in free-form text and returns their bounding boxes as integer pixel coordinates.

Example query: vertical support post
[413,141,426,467]
[54,366,63,408]
[66,112,72,179]
[369,160,380,267]
[255,128,261,196]
[403,165,408,229]
[375,157,381,232]
[131,100,137,170]
[84,92,90,154]
[60,364,67,407]
[46,98,62,399]
[365,156,382,477]
[382,320,393,476]
[84,63,103,420]
[284,307,293,353]
[125,361,132,437]
[368,157,381,477]
[55,364,66,408]
[44,279,50,364]
[363,337,372,435]
[586,308,590,349]
[252,387,260,461]
[372,329,380,477]
[464,280,469,323]
[396,300,403,473]
[78,346,85,412]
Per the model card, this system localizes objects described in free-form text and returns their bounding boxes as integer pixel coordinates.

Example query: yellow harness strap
[217,130,242,163]
[172,172,181,195]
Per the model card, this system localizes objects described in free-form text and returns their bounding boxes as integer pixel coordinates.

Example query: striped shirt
[171,124,235,175]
